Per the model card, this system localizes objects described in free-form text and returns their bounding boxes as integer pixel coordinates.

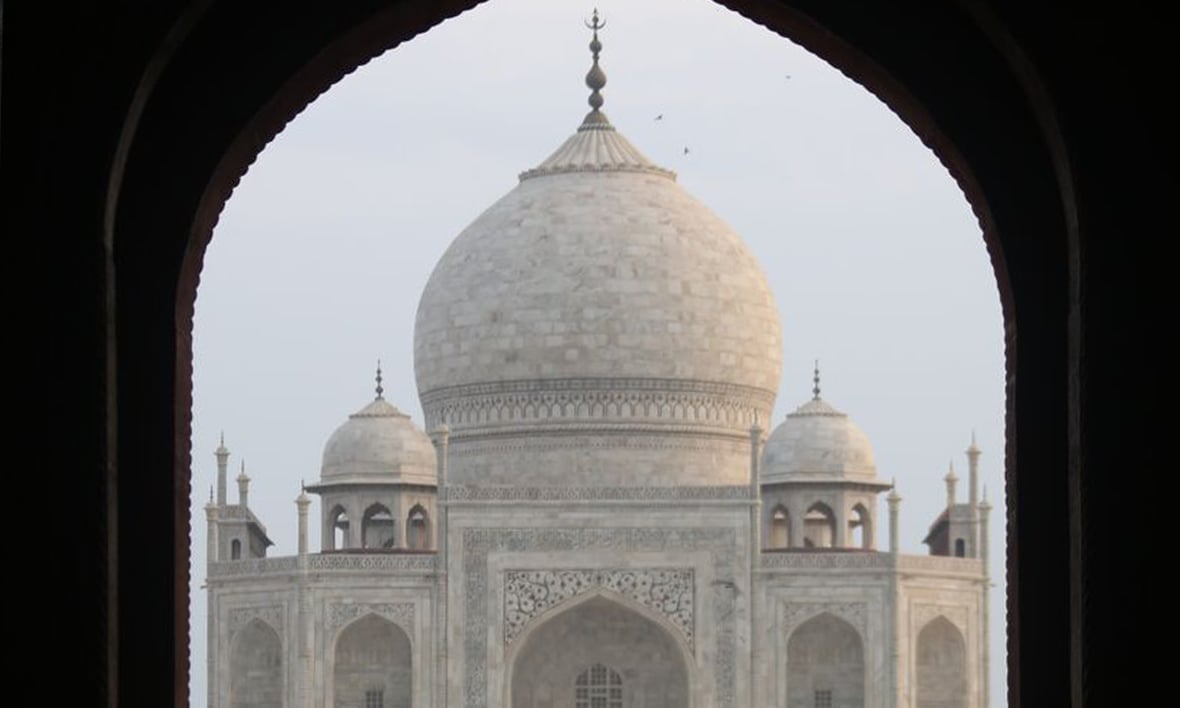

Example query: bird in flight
[683,147,690,155]
[654,114,664,121]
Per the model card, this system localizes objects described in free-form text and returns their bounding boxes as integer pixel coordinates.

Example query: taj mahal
[204,14,991,708]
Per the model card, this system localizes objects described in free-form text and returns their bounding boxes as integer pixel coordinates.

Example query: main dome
[413,27,781,487]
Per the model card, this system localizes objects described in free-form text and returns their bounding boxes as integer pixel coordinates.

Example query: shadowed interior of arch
[510,596,690,708]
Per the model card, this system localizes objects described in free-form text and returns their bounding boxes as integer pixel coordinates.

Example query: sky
[189,0,1008,704]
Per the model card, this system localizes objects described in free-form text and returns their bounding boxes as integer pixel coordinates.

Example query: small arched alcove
[332,614,412,708]
[787,612,864,708]
[361,503,395,549]
[405,505,430,551]
[803,502,838,548]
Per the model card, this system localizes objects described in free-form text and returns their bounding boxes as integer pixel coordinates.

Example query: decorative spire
[946,459,959,481]
[375,359,385,399]
[812,360,821,400]
[581,9,611,128]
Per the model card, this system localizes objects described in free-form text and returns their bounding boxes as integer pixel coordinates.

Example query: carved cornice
[421,377,775,433]
[760,552,892,569]
[504,568,694,647]
[209,557,298,577]
[897,555,985,575]
[308,554,437,572]
[326,601,416,636]
[444,485,754,502]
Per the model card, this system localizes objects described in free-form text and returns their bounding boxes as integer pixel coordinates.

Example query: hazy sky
[189,0,1007,704]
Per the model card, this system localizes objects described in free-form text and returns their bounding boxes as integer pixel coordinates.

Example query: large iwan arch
[508,594,691,708]
[916,616,968,708]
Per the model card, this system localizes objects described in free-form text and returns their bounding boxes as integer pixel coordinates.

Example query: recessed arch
[361,503,395,549]
[506,592,693,708]
[329,505,350,551]
[916,615,968,708]
[770,504,791,549]
[786,612,865,708]
[331,613,412,708]
[405,504,431,551]
[229,619,282,708]
[849,503,872,549]
[803,502,838,548]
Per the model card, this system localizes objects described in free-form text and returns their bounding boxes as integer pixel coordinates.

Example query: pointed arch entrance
[786,612,865,708]
[508,595,691,708]
[332,614,412,708]
[229,619,282,708]
[916,616,968,708]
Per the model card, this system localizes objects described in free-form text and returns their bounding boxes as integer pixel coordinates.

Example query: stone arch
[849,503,872,549]
[803,502,838,548]
[917,615,968,708]
[787,612,865,708]
[954,538,967,557]
[507,593,692,708]
[404,504,431,551]
[769,504,791,549]
[230,538,242,560]
[332,613,412,708]
[230,618,282,708]
[361,503,395,549]
[329,504,350,550]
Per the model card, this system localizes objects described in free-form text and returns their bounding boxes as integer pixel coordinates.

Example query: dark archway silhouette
[10,2,1169,706]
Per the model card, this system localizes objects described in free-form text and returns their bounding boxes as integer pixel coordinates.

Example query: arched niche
[405,505,430,551]
[787,612,865,708]
[230,619,282,708]
[329,505,350,550]
[916,616,967,708]
[849,503,872,549]
[332,614,412,708]
[770,505,791,549]
[803,502,838,548]
[361,503,395,549]
[509,595,690,708]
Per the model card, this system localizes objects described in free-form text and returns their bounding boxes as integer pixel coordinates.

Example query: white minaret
[236,460,250,508]
[215,433,229,506]
[945,460,959,511]
[887,479,901,555]
[296,484,311,556]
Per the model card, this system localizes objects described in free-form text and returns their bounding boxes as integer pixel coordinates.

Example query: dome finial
[580,9,611,129]
[812,359,821,400]
[375,359,384,399]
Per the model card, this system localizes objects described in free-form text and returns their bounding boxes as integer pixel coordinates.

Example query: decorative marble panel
[461,527,738,708]
[782,601,868,639]
[228,604,283,637]
[503,568,694,647]
[326,601,416,635]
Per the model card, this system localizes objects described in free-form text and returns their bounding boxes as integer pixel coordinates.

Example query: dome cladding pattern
[760,397,879,483]
[320,397,437,486]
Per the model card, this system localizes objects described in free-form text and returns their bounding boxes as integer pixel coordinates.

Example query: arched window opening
[787,613,864,708]
[849,504,871,549]
[917,616,967,708]
[331,507,350,550]
[575,663,623,708]
[333,615,411,708]
[406,506,430,551]
[803,503,837,548]
[361,504,395,549]
[230,539,241,560]
[955,538,966,557]
[770,506,790,548]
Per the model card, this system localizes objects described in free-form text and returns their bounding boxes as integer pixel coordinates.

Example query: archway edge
[104,1,1073,705]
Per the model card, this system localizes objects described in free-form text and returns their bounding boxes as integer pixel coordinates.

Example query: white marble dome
[761,395,878,483]
[412,48,781,487]
[320,395,436,486]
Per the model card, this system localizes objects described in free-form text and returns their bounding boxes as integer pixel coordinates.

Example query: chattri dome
[320,379,436,487]
[413,23,781,487]
[761,375,878,483]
